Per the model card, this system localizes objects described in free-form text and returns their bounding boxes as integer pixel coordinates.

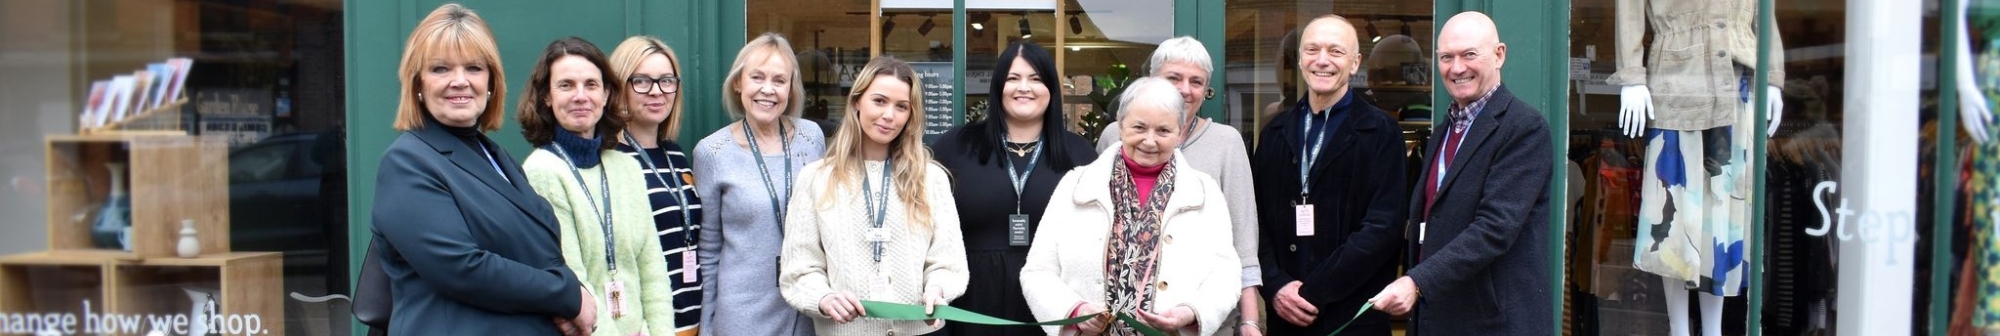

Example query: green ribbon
[859,300,1167,336]
[1326,302,1374,335]
[858,300,1376,336]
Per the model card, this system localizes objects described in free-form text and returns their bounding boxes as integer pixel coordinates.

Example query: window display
[0,1,347,335]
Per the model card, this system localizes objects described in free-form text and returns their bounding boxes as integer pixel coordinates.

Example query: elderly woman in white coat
[1020,77,1240,336]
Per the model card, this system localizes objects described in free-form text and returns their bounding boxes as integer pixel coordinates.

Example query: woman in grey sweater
[691,32,825,336]
[1095,36,1264,336]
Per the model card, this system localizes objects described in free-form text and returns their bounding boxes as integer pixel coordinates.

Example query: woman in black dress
[929,41,1097,336]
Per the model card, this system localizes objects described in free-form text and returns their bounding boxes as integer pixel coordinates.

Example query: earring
[417,93,423,102]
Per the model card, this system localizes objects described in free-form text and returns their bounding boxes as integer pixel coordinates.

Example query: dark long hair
[518,36,626,149]
[956,41,1083,170]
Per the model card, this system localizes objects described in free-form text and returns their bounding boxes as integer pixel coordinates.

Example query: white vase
[183,286,218,336]
[176,219,200,258]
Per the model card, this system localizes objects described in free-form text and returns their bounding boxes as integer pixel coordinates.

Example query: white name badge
[869,275,894,301]
[865,228,892,242]
[1295,204,1316,236]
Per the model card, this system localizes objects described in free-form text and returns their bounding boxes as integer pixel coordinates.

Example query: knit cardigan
[778,160,969,336]
[524,146,676,336]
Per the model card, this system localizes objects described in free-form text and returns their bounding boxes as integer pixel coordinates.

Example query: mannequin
[1958,0,2000,331]
[1608,1,1784,336]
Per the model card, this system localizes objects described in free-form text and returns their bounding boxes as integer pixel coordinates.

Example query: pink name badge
[682,251,699,283]
[1295,204,1315,236]
[606,280,629,317]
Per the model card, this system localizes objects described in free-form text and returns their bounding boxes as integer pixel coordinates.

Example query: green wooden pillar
[1430,1,1570,333]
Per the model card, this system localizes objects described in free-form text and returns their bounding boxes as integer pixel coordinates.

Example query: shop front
[0,0,1987,335]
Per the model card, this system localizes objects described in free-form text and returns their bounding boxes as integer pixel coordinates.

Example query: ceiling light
[1372,36,1381,43]
[1069,16,1083,35]
[919,16,936,36]
[1070,46,1081,51]
[883,16,896,34]
[1018,15,1032,38]
[971,23,984,30]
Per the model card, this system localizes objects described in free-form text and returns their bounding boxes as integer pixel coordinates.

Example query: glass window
[0,1,347,335]
[748,0,872,136]
[1223,2,1434,152]
[1057,0,1169,143]
[966,5,1060,126]
[1568,0,1944,334]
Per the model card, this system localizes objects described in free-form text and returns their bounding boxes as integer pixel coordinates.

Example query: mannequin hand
[1619,85,1655,138]
[1958,7,1994,143]
[1765,85,1784,136]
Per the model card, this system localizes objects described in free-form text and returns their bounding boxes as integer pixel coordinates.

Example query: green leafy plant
[1080,63,1133,143]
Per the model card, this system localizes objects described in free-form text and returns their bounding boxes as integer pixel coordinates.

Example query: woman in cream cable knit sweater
[778,55,969,336]
[520,37,675,336]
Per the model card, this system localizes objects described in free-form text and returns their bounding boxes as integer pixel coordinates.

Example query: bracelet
[1239,320,1259,328]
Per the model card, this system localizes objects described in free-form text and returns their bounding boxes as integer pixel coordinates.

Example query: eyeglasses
[628,75,681,94]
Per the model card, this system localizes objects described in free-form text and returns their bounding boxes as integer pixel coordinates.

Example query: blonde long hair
[816,56,935,228]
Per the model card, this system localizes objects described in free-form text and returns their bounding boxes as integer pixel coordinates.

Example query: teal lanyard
[1000,138,1042,214]
[1299,107,1331,200]
[860,159,893,262]
[743,121,794,228]
[549,143,617,273]
[623,132,696,247]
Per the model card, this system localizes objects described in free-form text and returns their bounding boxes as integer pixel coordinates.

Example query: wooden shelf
[44,134,228,258]
[0,250,139,266]
[6,132,283,335]
[139,252,280,267]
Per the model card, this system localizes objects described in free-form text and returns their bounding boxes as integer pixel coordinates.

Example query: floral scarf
[1101,155,1175,336]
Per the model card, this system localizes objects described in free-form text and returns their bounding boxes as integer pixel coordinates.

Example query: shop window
[1566,0,1946,334]
[0,0,347,335]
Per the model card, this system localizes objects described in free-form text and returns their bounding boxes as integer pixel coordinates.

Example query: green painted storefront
[340,1,1970,335]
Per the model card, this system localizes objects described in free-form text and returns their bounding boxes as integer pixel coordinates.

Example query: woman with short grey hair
[1095,36,1266,336]
[1023,77,1240,336]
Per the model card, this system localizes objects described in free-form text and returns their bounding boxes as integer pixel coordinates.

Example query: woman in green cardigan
[519,36,675,336]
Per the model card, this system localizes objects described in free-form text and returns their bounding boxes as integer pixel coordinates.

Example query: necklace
[1005,140,1039,157]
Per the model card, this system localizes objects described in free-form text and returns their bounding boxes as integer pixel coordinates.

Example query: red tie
[1423,128,1464,220]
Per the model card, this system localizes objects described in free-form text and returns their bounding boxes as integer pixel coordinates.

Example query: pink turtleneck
[1122,150,1165,205]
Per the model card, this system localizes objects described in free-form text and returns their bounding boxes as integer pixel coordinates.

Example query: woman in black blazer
[368,4,598,336]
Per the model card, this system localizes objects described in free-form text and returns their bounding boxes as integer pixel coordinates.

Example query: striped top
[615,141,705,336]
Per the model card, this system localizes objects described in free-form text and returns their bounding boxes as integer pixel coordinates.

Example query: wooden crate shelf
[1,133,284,335]
[44,134,228,259]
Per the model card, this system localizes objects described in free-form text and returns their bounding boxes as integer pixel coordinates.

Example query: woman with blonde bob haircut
[692,32,825,336]
[607,35,707,336]
[369,3,600,336]
[779,56,969,335]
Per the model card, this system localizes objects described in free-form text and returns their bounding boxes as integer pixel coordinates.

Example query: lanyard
[1178,118,1205,150]
[473,140,509,183]
[744,121,794,228]
[549,143,618,273]
[861,159,893,262]
[623,132,696,247]
[1001,137,1042,214]
[1298,108,1332,201]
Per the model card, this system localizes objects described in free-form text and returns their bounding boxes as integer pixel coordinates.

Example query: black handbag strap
[353,237,393,329]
